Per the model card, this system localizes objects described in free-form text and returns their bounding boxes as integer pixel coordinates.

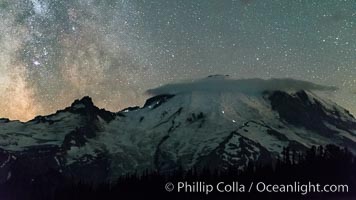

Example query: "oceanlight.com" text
[166,181,349,195]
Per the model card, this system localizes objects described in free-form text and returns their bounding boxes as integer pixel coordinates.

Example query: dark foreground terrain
[1,144,355,200]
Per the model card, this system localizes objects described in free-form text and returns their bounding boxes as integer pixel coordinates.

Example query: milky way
[0,0,355,121]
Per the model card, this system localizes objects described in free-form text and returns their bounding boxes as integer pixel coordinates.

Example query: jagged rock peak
[71,96,95,108]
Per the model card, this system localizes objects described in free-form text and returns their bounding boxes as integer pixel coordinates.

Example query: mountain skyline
[0,77,343,122]
[1,0,356,121]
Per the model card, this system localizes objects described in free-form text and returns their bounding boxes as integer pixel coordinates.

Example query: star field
[0,0,355,121]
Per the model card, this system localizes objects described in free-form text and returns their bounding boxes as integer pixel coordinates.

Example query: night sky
[0,0,355,121]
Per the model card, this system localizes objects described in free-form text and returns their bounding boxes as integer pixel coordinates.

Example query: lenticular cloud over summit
[147,75,338,95]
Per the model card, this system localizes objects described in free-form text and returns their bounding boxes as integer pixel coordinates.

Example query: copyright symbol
[165,182,174,192]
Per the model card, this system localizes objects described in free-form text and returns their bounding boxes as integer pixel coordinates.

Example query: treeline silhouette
[1,144,355,200]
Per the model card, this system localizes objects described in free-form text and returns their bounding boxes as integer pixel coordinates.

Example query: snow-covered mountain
[1,76,356,183]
